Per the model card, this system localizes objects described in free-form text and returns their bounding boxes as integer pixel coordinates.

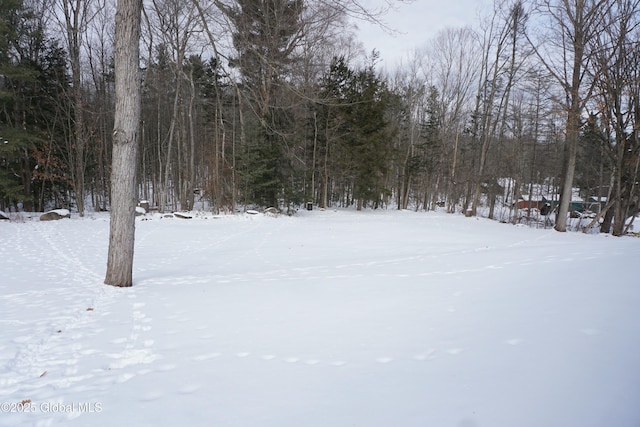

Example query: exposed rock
[40,209,71,221]
[174,212,193,219]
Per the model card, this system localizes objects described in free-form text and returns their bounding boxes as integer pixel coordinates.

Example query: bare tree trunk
[321,115,331,209]
[472,1,525,217]
[529,0,609,231]
[105,0,141,288]
[162,84,180,212]
[187,72,196,210]
[61,0,90,216]
[555,64,582,232]
[311,111,318,204]
[471,13,505,216]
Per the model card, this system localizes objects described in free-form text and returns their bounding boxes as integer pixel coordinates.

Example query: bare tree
[388,56,426,210]
[57,0,101,216]
[421,27,481,212]
[587,0,640,235]
[86,0,115,212]
[529,0,609,231]
[147,0,201,211]
[470,0,528,217]
[105,0,142,287]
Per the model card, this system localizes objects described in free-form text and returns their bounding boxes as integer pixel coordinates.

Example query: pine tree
[317,56,394,209]
[0,0,71,211]
[219,0,304,207]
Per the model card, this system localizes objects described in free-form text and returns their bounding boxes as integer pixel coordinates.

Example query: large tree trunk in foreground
[105,0,142,287]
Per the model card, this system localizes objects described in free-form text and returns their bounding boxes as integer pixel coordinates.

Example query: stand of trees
[1,0,639,235]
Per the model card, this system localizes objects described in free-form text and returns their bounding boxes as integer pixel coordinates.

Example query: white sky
[355,0,492,69]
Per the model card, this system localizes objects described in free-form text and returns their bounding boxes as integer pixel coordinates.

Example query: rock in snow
[39,209,71,221]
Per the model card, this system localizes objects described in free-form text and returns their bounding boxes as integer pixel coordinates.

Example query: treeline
[1,0,639,234]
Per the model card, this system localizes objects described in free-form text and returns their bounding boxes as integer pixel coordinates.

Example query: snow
[0,209,639,427]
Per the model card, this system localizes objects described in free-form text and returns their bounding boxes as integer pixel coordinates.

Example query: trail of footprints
[37,285,601,394]
[107,296,602,374]
[183,326,600,368]
[185,342,519,367]
[105,295,157,374]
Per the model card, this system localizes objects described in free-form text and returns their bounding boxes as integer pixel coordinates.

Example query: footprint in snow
[157,364,176,372]
[192,353,221,361]
[413,350,436,361]
[178,384,202,394]
[139,391,164,402]
[133,312,146,320]
[117,373,135,383]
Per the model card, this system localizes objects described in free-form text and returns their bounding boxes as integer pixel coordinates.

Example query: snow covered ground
[0,209,639,427]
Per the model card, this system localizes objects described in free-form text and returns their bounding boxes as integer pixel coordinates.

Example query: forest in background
[1,0,639,235]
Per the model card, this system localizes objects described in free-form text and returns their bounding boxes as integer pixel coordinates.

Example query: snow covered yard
[0,209,639,427]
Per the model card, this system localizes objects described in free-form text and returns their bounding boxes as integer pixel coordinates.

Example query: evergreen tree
[317,56,394,209]
[219,0,304,207]
[0,0,70,211]
[576,114,609,203]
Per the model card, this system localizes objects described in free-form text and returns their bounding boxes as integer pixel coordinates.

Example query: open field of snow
[1,209,639,427]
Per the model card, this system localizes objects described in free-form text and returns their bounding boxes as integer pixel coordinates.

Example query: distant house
[514,195,555,215]
[562,196,603,214]
[514,195,545,210]
[504,178,605,216]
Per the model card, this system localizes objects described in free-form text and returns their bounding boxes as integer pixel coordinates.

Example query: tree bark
[540,0,609,231]
[555,44,583,232]
[105,0,142,288]
[62,0,88,216]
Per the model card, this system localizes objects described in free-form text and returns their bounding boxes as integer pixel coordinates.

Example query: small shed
[514,195,557,216]
[514,195,545,210]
